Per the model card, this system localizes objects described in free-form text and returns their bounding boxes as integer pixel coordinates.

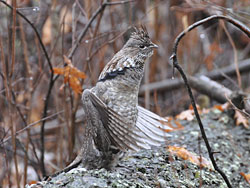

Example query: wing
[136,106,172,144]
[88,91,172,151]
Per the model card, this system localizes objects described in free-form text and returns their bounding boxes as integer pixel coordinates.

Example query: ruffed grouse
[53,26,172,176]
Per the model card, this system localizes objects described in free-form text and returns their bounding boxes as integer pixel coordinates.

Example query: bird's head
[98,26,157,82]
[123,26,158,60]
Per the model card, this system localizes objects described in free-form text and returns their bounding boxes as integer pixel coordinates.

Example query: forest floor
[27,109,250,188]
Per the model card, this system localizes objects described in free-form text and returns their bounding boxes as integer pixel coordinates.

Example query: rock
[27,111,250,188]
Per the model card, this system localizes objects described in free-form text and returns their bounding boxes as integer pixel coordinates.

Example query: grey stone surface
[27,110,250,188]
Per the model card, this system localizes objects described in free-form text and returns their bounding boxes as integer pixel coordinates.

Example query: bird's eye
[139,45,145,49]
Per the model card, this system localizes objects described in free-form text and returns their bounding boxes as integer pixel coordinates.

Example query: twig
[2,111,63,144]
[68,0,134,59]
[198,134,203,187]
[225,94,250,118]
[171,15,250,76]
[105,0,134,6]
[86,2,105,83]
[19,14,33,186]
[87,30,127,62]
[40,79,58,176]
[0,0,55,177]
[10,90,41,180]
[169,15,250,188]
[0,0,53,72]
[10,1,20,187]
[220,20,241,88]
[68,0,107,59]
[170,57,233,188]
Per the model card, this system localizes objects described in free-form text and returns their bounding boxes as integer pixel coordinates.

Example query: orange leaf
[240,172,250,184]
[53,56,86,95]
[53,67,66,75]
[168,146,213,170]
[70,68,87,79]
[234,111,249,128]
[213,105,224,112]
[28,180,38,185]
[69,76,83,94]
[213,103,229,112]
[173,120,185,130]
[163,120,185,131]
[63,55,87,79]
[188,104,201,111]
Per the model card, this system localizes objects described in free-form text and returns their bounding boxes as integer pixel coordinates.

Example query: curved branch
[172,15,250,63]
[169,15,250,188]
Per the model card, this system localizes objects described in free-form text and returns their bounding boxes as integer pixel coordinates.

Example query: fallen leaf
[53,56,86,95]
[168,146,213,170]
[234,110,249,128]
[28,180,38,185]
[164,120,185,131]
[213,105,224,112]
[173,120,185,130]
[213,102,230,112]
[176,109,195,121]
[240,172,250,184]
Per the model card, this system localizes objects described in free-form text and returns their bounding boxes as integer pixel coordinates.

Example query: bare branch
[169,15,250,188]
[68,0,135,59]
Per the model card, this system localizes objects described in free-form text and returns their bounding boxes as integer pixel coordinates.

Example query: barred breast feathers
[98,56,137,82]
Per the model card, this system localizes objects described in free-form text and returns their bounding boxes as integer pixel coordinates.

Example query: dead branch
[140,58,250,96]
[170,15,250,188]
[188,76,232,103]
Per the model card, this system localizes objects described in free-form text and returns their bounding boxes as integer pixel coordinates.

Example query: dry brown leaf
[240,172,250,184]
[176,109,195,121]
[160,117,185,132]
[176,105,206,121]
[173,120,185,130]
[234,111,249,128]
[168,146,213,170]
[53,56,86,95]
[165,120,185,131]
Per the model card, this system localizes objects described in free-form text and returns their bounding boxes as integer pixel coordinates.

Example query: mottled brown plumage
[52,26,172,176]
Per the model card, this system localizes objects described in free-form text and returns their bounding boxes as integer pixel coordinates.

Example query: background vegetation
[0,0,249,187]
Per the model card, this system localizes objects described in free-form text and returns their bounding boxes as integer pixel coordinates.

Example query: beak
[150,42,158,49]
